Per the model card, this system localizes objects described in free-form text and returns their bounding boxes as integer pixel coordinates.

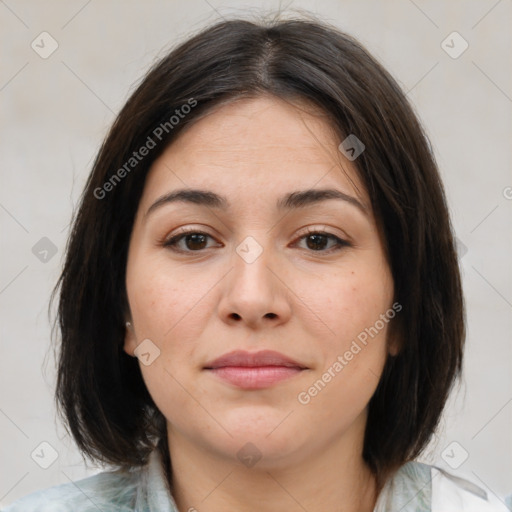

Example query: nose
[217,238,292,329]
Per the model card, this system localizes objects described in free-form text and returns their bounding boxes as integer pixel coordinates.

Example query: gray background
[1,0,511,507]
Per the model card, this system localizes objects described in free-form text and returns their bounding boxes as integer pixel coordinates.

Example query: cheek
[126,256,222,378]
[301,264,393,347]
[127,256,198,336]
[126,260,207,423]
[296,278,392,425]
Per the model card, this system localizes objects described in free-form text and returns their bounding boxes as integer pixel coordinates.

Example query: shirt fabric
[3,448,511,511]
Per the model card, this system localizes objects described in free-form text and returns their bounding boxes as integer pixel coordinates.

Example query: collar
[138,448,180,512]
[138,450,509,512]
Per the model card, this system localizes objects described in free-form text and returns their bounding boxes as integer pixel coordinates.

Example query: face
[124,95,396,469]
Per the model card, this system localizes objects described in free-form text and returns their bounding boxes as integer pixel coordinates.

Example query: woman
[4,15,510,512]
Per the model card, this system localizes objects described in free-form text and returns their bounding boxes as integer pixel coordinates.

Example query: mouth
[203,350,308,390]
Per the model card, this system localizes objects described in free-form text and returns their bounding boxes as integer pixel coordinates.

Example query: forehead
[141,95,367,208]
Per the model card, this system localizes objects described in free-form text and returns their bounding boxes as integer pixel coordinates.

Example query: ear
[123,321,138,357]
[386,324,403,357]
[388,338,400,357]
[385,302,404,357]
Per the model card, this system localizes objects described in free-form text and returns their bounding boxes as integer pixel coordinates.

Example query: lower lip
[206,366,304,389]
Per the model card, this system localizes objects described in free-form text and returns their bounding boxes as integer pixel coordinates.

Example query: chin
[210,423,310,469]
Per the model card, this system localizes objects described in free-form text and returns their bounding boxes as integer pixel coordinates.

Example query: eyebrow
[145,187,368,217]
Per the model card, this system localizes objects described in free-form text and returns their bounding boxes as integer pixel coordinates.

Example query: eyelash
[162,228,350,254]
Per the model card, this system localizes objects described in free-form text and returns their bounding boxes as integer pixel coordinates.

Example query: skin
[124,95,396,512]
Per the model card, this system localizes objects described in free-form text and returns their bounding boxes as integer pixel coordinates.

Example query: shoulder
[376,461,432,511]
[1,466,142,512]
[377,461,511,512]
[430,465,510,512]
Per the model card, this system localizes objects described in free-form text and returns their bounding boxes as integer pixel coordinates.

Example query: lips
[204,350,308,390]
[204,350,307,370]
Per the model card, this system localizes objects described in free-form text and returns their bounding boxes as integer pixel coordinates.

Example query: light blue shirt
[2,449,511,511]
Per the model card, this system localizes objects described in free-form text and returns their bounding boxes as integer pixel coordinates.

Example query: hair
[53,14,465,491]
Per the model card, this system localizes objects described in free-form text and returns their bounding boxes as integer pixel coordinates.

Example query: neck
[166,425,377,512]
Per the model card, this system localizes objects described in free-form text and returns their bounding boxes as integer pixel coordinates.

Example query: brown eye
[163,229,349,255]
[305,233,329,251]
[295,231,350,253]
[163,231,217,252]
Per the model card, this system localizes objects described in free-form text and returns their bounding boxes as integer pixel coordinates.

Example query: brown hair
[53,14,465,490]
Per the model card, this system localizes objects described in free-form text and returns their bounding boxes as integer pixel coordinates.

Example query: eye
[162,230,219,252]
[162,228,350,254]
[293,229,350,253]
